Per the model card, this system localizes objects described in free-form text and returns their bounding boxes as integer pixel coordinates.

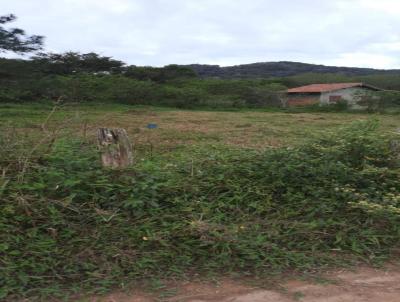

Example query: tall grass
[0,120,399,300]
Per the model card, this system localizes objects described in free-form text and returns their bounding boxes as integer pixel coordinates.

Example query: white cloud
[356,0,400,15]
[324,52,398,69]
[2,0,400,68]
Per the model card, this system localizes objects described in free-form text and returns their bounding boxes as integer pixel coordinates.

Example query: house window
[329,95,342,103]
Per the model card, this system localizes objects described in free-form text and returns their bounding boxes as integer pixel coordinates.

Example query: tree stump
[97,128,133,168]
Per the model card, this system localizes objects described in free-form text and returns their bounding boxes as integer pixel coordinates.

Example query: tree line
[0,14,399,109]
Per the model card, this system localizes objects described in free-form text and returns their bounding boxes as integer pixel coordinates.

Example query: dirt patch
[90,265,400,302]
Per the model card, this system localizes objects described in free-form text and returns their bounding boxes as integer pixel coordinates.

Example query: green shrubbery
[2,55,400,111]
[0,56,287,108]
[1,121,400,299]
[3,73,399,111]
[0,73,287,108]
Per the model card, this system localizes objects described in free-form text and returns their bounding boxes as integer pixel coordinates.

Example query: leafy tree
[124,64,197,83]
[124,66,162,81]
[31,52,125,75]
[0,58,37,79]
[0,14,43,53]
[162,64,197,81]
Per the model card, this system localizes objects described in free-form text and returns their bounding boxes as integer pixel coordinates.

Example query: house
[285,83,382,109]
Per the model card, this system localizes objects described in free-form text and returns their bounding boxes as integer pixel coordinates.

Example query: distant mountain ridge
[182,61,400,78]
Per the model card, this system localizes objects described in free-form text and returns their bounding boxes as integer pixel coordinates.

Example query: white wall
[320,87,373,109]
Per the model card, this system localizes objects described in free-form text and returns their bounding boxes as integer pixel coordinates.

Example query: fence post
[97,128,133,168]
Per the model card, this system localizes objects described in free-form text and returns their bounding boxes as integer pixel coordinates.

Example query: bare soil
[89,265,400,302]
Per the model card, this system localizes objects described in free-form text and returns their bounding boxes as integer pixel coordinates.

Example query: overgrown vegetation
[1,119,400,300]
[1,13,400,301]
[2,52,400,110]
[0,55,278,108]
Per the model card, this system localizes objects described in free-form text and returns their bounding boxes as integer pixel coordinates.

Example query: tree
[124,64,197,83]
[0,14,43,53]
[31,52,125,75]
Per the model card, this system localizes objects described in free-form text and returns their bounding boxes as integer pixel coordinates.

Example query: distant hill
[182,61,400,78]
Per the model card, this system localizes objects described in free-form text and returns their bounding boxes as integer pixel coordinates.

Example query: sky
[2,0,400,68]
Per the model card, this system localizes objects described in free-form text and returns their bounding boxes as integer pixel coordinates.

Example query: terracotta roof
[287,83,379,93]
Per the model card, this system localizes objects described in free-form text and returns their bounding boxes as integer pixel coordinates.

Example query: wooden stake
[97,128,133,168]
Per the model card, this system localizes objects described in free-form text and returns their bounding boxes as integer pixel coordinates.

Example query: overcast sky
[2,0,400,68]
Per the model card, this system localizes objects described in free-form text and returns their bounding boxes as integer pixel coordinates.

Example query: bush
[34,75,160,104]
[1,121,400,299]
[0,73,287,109]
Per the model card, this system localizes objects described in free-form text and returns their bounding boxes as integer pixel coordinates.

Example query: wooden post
[97,128,133,168]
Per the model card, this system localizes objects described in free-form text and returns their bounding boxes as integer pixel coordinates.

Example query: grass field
[1,103,400,300]
[1,102,399,152]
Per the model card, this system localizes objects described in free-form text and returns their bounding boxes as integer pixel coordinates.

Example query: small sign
[147,123,158,129]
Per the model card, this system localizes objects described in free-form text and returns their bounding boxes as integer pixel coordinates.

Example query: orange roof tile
[287,83,368,93]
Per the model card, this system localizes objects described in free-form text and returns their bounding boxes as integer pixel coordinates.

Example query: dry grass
[1,103,400,152]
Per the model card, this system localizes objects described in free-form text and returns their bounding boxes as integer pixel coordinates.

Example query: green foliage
[0,55,288,108]
[1,55,400,111]
[170,79,286,108]
[124,64,197,83]
[375,91,400,111]
[1,121,400,299]
[0,64,288,108]
[0,14,43,53]
[31,52,125,75]
[36,74,159,104]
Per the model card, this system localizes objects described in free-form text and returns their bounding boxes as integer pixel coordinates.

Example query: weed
[1,112,400,300]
